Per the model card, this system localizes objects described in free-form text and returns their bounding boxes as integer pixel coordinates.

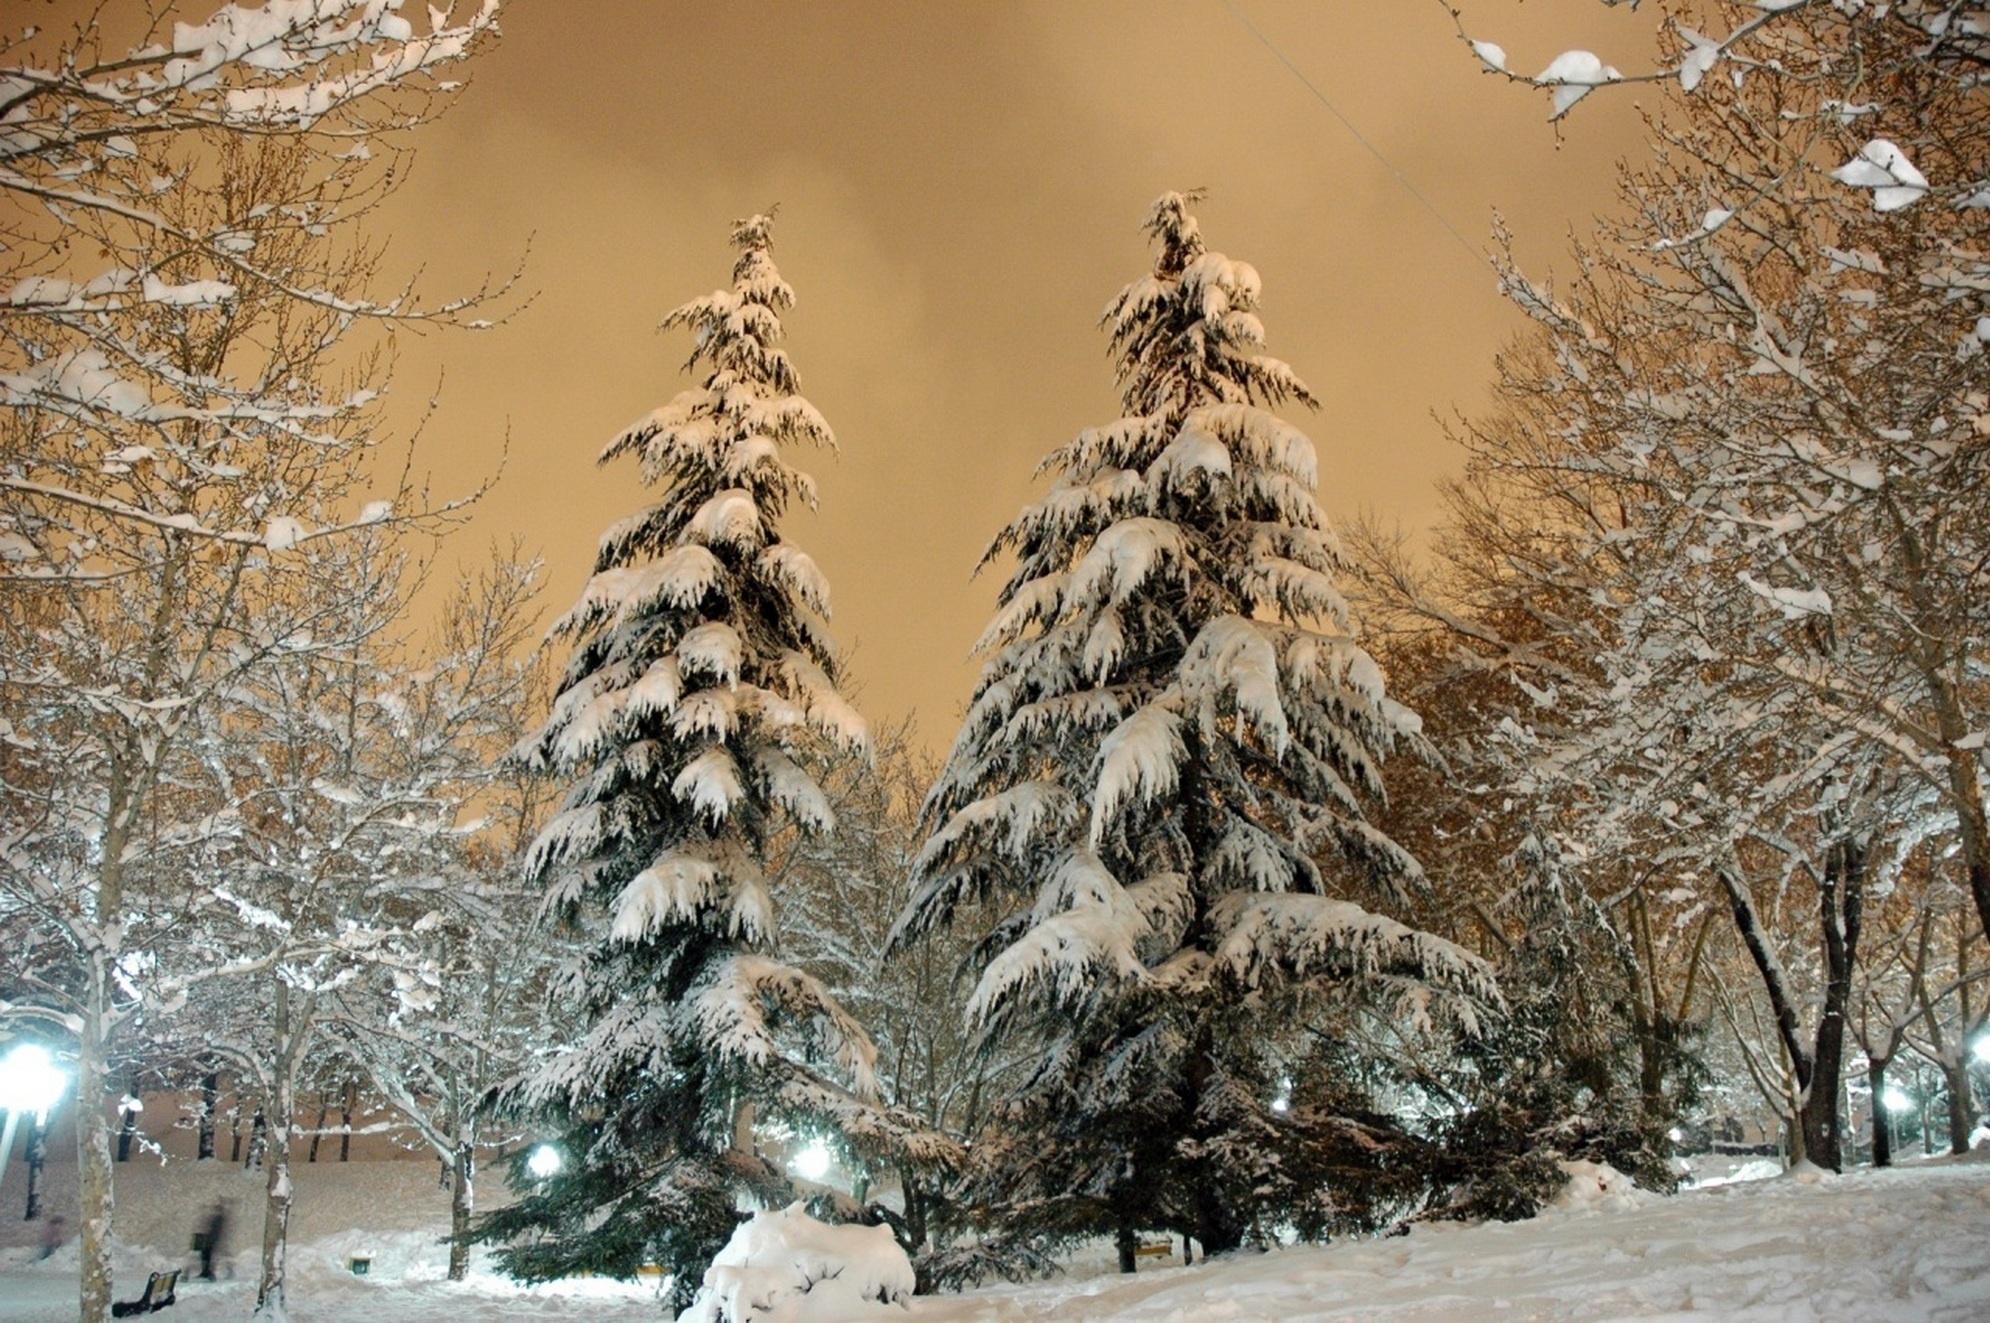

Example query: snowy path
[3,1159,1987,1320]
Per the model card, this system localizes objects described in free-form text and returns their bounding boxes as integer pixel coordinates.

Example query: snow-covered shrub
[1549,1160,1652,1215]
[682,1204,913,1323]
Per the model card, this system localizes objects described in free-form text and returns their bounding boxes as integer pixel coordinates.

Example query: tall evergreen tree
[486,216,923,1310]
[896,193,1496,1261]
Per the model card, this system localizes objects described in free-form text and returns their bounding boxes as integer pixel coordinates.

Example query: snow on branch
[779,651,869,752]
[1181,616,1290,757]
[1067,517,1190,608]
[1443,0,1986,208]
[1830,139,1930,213]
[965,851,1148,1027]
[1,1,499,136]
[1089,702,1185,846]
[1534,49,1622,120]
[914,780,1081,875]
[673,746,745,823]
[555,546,725,635]
[1213,892,1499,1021]
[611,846,772,946]
[697,953,880,1097]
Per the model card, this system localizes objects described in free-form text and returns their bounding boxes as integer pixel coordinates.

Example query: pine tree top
[522,212,864,917]
[1106,190,1316,418]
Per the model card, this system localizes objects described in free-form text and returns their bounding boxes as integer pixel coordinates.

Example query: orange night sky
[370,1,1654,741]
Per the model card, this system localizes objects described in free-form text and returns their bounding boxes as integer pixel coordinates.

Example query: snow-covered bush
[682,1204,914,1323]
[1549,1160,1652,1216]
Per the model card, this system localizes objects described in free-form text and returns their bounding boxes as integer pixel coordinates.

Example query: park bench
[111,1268,179,1316]
[1134,1240,1173,1262]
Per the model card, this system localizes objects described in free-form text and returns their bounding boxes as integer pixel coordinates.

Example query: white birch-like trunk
[77,960,116,1323]
[255,982,296,1320]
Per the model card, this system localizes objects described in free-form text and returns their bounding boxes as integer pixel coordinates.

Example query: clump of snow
[1533,50,1621,119]
[1683,1155,1786,1187]
[264,515,308,551]
[1676,26,1723,91]
[681,1203,913,1323]
[1738,571,1833,619]
[1831,138,1930,212]
[1548,1159,1652,1214]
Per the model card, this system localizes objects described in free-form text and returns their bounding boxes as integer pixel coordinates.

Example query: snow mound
[1688,1157,1785,1188]
[1549,1160,1652,1214]
[683,1204,913,1323]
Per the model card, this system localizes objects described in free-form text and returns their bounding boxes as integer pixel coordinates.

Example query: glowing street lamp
[0,1042,71,1220]
[1881,1086,1914,1115]
[526,1144,563,1181]
[0,1043,66,1125]
[791,1140,832,1182]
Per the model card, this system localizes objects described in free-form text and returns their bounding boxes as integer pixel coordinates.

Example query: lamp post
[1,1042,71,1219]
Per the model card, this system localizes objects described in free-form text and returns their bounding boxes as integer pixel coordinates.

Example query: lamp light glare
[0,1043,69,1121]
[527,1144,562,1179]
[1881,1086,1914,1115]
[792,1141,832,1181]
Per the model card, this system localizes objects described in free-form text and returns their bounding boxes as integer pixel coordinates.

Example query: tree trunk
[1721,835,1862,1175]
[339,1080,357,1162]
[77,962,117,1323]
[1868,1057,1893,1168]
[1177,1012,1244,1258]
[1805,837,1863,1172]
[229,1102,244,1164]
[447,1141,474,1281]
[1943,749,1990,951]
[245,1108,267,1171]
[307,1098,329,1163]
[1193,1190,1242,1256]
[197,1073,218,1162]
[1115,1222,1136,1275]
[898,1167,927,1253]
[256,986,296,1319]
[1944,1057,1974,1155]
[23,1113,48,1220]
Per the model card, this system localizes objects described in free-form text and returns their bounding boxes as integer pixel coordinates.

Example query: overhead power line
[1219,0,1493,272]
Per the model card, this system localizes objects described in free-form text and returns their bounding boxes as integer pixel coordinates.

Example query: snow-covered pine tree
[486,215,934,1311]
[896,193,1497,1260]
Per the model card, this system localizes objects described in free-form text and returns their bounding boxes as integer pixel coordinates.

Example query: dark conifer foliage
[898,193,1496,1262]
[483,216,941,1308]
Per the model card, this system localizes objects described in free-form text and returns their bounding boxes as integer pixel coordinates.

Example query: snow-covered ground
[4,1155,1989,1321]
